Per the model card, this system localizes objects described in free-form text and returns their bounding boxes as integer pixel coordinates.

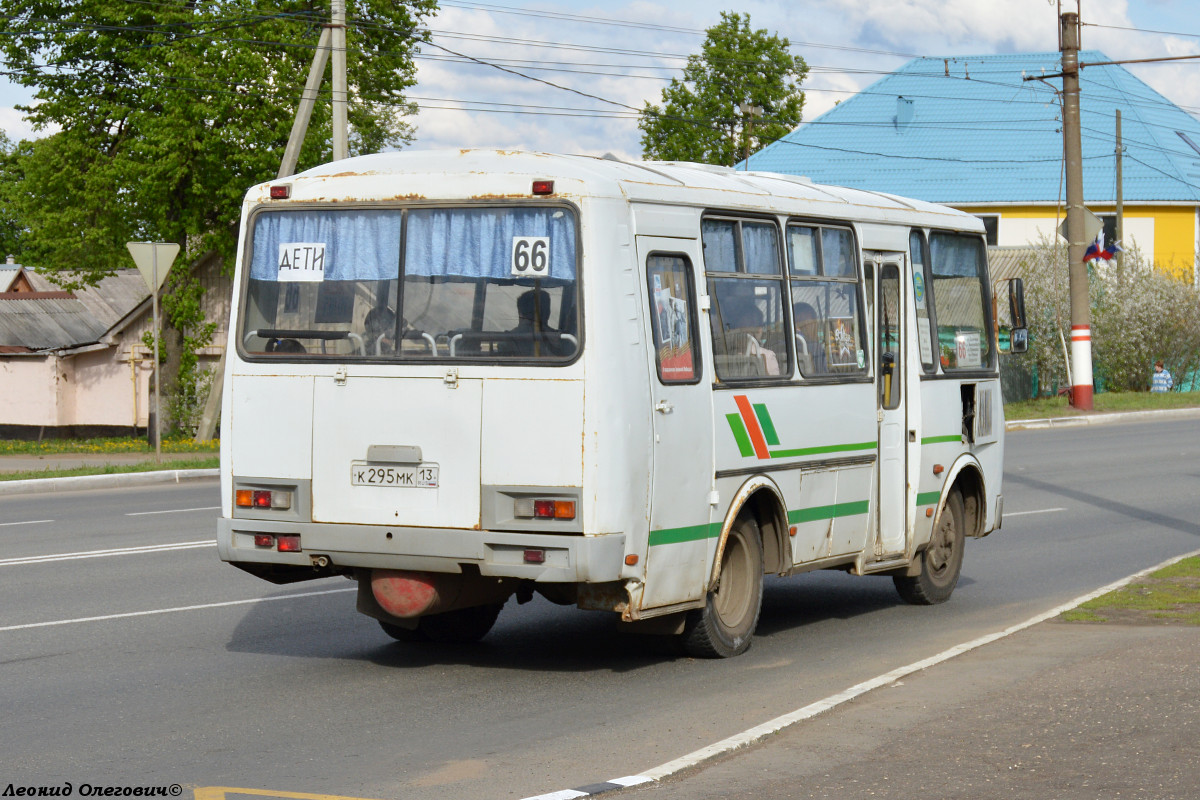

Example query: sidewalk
[0,451,217,495]
[632,621,1200,800]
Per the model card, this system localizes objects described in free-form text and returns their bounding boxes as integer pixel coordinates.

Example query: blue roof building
[746,51,1200,279]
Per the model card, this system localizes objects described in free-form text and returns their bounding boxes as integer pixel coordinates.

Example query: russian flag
[1083,232,1123,262]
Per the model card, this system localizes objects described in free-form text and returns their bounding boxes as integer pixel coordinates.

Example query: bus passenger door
[636,236,714,609]
[875,255,907,556]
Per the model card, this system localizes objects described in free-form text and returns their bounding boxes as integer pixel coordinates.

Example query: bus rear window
[241,206,579,362]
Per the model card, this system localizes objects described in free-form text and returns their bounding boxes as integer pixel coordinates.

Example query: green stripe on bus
[753,403,780,446]
[726,413,755,458]
[916,491,941,506]
[788,500,871,524]
[769,441,877,459]
[921,434,963,445]
[648,522,722,547]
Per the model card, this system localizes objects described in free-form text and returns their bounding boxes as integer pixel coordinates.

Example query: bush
[1017,235,1200,395]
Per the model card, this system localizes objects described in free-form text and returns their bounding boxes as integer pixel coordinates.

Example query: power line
[1083,21,1200,40]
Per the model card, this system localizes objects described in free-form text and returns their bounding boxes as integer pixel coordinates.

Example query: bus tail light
[514,498,576,520]
[276,534,302,552]
[235,488,293,510]
[254,534,275,548]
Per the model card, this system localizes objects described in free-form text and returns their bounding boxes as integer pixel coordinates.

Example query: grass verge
[1004,391,1200,420]
[0,436,218,456]
[1061,556,1200,625]
[0,456,220,482]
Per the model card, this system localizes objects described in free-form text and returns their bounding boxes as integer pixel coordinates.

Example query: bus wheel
[379,619,429,642]
[894,490,965,605]
[683,515,764,658]
[419,603,504,643]
[379,603,504,644]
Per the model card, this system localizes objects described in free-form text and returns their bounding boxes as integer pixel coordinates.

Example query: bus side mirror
[1008,279,1028,354]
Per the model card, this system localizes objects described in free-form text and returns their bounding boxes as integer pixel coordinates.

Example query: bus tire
[683,514,764,658]
[379,603,504,644]
[379,619,429,642]
[894,489,965,605]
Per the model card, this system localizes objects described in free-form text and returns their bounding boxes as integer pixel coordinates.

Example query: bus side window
[702,217,788,381]
[646,254,701,384]
[786,223,866,377]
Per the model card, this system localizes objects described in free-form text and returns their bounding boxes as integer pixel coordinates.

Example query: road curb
[0,468,219,497]
[1006,406,1200,430]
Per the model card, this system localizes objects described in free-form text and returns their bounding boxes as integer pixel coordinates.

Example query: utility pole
[332,0,348,161]
[194,0,348,442]
[738,102,762,171]
[1061,11,1093,409]
[1115,109,1124,270]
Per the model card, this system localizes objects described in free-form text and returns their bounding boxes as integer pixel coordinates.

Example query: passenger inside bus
[363,306,397,355]
[793,301,825,374]
[723,297,780,376]
[501,288,565,357]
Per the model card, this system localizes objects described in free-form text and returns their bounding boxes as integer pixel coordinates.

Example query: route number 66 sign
[511,236,550,277]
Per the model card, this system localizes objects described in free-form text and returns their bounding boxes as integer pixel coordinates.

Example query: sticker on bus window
[278,243,326,282]
[955,330,982,367]
[918,324,934,365]
[829,318,858,367]
[913,271,927,311]
[511,236,550,277]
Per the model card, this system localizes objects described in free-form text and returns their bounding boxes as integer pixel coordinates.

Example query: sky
[0,0,1197,160]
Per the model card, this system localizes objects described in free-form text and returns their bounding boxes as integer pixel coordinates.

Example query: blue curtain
[405,207,576,280]
[742,222,780,275]
[250,210,402,281]
[930,233,985,278]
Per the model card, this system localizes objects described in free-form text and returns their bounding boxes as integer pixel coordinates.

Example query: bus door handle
[655,399,674,414]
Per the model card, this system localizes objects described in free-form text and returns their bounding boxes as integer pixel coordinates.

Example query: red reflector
[254,534,275,548]
[523,549,545,564]
[277,534,301,552]
[531,179,554,195]
[270,184,290,199]
[533,500,555,519]
[253,490,272,508]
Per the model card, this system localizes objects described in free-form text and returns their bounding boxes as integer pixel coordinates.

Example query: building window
[975,215,999,246]
[1099,215,1118,247]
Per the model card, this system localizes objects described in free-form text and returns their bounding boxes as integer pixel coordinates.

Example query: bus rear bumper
[216,517,626,583]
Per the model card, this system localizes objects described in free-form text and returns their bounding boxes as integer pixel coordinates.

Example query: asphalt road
[2,416,1199,800]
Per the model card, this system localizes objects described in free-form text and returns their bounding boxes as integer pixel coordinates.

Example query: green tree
[1008,235,1200,397]
[639,11,807,166]
[0,0,435,428]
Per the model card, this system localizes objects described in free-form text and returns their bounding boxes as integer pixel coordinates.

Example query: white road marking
[635,548,1200,783]
[520,547,1200,800]
[126,506,221,516]
[0,587,357,633]
[1006,507,1067,517]
[0,540,215,567]
[0,519,54,527]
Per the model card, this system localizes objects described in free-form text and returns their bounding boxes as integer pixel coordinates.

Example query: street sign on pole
[1057,207,1103,247]
[127,242,179,292]
[126,242,181,462]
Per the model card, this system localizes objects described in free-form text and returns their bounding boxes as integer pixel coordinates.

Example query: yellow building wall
[960,204,1197,280]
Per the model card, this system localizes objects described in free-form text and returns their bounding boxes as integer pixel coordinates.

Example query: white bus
[217,150,1024,658]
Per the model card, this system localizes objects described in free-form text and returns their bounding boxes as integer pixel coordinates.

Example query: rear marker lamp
[235,489,292,510]
[269,184,290,199]
[253,534,275,548]
[514,498,576,520]
[276,534,302,552]
[531,179,554,195]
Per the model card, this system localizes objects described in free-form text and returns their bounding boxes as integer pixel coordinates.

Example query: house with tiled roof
[746,51,1200,281]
